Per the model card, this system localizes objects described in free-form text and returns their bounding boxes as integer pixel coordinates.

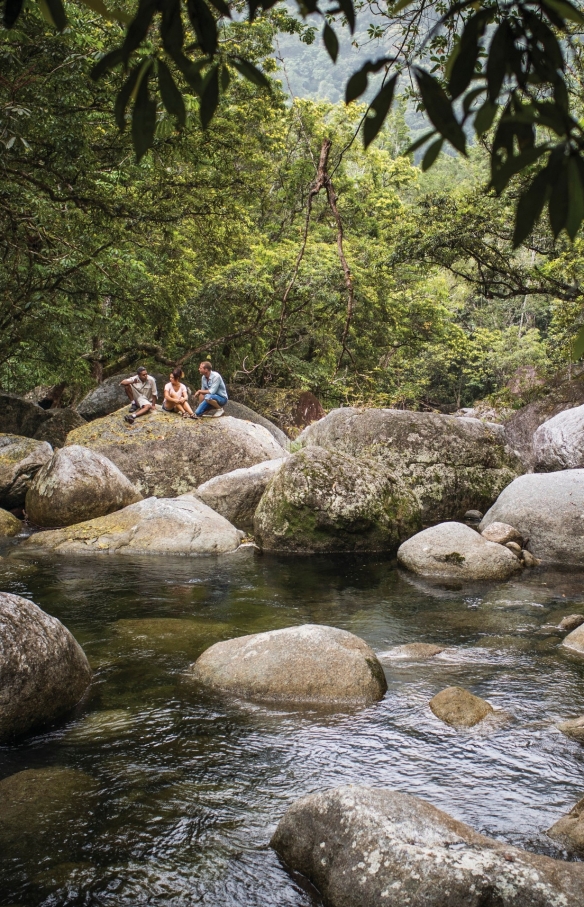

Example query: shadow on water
[1,545,584,905]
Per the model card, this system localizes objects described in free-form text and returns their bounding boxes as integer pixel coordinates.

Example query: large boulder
[0,591,92,742]
[253,446,421,553]
[480,470,584,565]
[224,399,289,448]
[65,409,286,498]
[22,494,243,556]
[271,786,584,907]
[0,433,53,509]
[187,624,387,705]
[0,391,51,436]
[33,407,86,449]
[548,797,584,856]
[25,445,142,528]
[229,386,325,438]
[299,408,522,523]
[196,458,286,531]
[75,371,169,421]
[397,522,522,581]
[533,404,584,471]
[0,507,21,536]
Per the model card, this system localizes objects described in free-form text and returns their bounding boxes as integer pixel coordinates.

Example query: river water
[1,545,584,906]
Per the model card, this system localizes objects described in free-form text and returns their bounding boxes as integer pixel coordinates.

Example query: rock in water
[299,407,521,523]
[385,643,445,658]
[397,522,522,581]
[0,591,92,742]
[271,786,584,907]
[480,521,523,546]
[533,403,584,470]
[25,445,142,527]
[429,686,494,727]
[0,391,51,437]
[196,458,286,531]
[33,407,86,449]
[480,471,584,565]
[558,614,584,633]
[548,797,584,855]
[187,624,387,705]
[66,409,286,498]
[557,716,584,743]
[254,446,421,553]
[0,507,21,536]
[22,494,242,556]
[0,433,53,509]
[561,623,584,655]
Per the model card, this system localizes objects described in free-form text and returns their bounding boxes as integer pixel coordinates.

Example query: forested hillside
[1,3,583,411]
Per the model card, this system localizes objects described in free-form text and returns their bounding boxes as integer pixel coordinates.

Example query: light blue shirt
[202,370,227,398]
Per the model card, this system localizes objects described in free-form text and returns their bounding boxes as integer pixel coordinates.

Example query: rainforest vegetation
[2,1,584,410]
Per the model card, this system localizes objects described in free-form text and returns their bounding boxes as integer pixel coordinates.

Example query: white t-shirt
[165,381,187,402]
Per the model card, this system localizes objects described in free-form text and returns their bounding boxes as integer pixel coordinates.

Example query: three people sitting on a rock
[121,361,228,423]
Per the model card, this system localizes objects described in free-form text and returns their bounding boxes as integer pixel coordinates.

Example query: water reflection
[1,547,584,905]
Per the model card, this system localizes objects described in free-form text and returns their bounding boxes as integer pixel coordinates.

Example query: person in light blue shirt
[194,361,228,418]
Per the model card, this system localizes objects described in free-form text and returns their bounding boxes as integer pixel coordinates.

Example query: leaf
[207,0,231,16]
[232,58,271,90]
[566,156,584,240]
[132,67,157,162]
[121,0,157,64]
[463,87,486,114]
[392,0,415,10]
[490,145,548,195]
[363,75,397,148]
[415,68,466,154]
[448,10,493,99]
[486,21,511,102]
[114,64,141,131]
[187,0,218,56]
[543,0,584,25]
[345,58,390,104]
[3,0,24,29]
[512,166,552,247]
[404,129,436,155]
[158,59,186,128]
[78,0,131,24]
[200,63,219,128]
[332,0,355,33]
[323,22,339,64]
[91,47,124,80]
[221,64,231,91]
[160,0,185,55]
[572,325,584,360]
[549,162,569,238]
[38,0,67,30]
[422,137,444,171]
[474,100,498,136]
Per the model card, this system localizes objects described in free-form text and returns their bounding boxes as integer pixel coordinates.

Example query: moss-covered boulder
[0,391,51,436]
[0,433,53,509]
[66,409,286,498]
[299,407,522,524]
[0,507,21,536]
[0,591,92,742]
[25,445,141,527]
[253,446,421,553]
[33,407,86,449]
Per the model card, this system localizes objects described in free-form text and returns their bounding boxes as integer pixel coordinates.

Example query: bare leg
[123,385,135,403]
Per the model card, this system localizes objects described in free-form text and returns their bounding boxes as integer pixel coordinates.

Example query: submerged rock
[25,445,141,527]
[561,622,584,655]
[480,521,523,546]
[196,458,286,531]
[66,409,286,498]
[22,494,242,556]
[187,624,388,706]
[0,433,52,509]
[0,591,92,742]
[0,507,21,536]
[480,470,584,565]
[299,407,522,523]
[557,715,584,743]
[398,522,522,581]
[385,643,445,658]
[429,685,495,728]
[533,403,584,470]
[114,617,231,656]
[548,796,584,856]
[271,786,584,907]
[254,446,421,553]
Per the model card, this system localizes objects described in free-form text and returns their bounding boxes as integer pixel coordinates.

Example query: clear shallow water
[1,545,584,906]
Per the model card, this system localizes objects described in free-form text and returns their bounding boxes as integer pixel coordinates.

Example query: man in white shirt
[120,367,158,424]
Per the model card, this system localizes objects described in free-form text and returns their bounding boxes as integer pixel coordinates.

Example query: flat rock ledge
[187,624,387,706]
[0,591,92,742]
[270,786,584,907]
[548,796,584,856]
[22,494,242,556]
[430,686,495,728]
[398,521,522,581]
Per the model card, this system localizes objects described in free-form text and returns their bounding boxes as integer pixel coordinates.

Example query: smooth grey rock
[22,494,243,556]
[25,445,141,528]
[480,470,584,565]
[196,458,286,531]
[480,521,523,546]
[522,549,541,567]
[299,407,522,523]
[0,433,53,509]
[254,446,421,553]
[429,686,494,727]
[463,509,483,522]
[558,614,584,633]
[534,403,584,471]
[398,522,522,581]
[385,643,445,658]
[0,391,51,437]
[548,796,584,855]
[66,409,286,498]
[0,507,21,536]
[188,624,387,705]
[33,407,86,449]
[557,715,584,743]
[0,591,92,742]
[224,399,289,448]
[562,623,584,655]
[76,372,169,421]
[271,786,584,907]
